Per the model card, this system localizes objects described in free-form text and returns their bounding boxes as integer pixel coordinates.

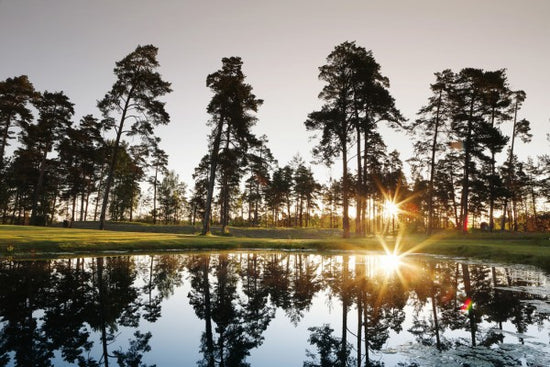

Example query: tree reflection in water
[0,253,548,366]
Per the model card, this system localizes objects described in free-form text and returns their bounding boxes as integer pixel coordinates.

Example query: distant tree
[243,135,275,226]
[265,165,294,227]
[190,155,210,226]
[147,139,168,225]
[58,114,105,224]
[217,145,245,231]
[0,75,36,167]
[293,162,320,227]
[201,57,263,235]
[108,142,144,221]
[97,44,172,229]
[321,179,342,229]
[157,170,187,224]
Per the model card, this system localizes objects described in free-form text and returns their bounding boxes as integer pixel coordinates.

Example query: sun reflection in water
[379,253,402,274]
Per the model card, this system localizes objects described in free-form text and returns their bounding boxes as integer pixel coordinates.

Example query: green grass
[1,224,549,271]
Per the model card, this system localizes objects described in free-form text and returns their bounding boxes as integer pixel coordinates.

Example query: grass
[1,224,549,271]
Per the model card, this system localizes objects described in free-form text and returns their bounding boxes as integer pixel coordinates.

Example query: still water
[1,251,549,367]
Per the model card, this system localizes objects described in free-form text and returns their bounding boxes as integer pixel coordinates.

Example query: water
[1,251,549,366]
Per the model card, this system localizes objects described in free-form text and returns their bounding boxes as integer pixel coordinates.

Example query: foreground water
[1,251,549,367]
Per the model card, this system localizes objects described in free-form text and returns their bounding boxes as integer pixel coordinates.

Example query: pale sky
[1,0,549,188]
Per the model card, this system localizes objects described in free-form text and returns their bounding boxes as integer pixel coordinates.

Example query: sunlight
[382,200,400,218]
[379,253,402,274]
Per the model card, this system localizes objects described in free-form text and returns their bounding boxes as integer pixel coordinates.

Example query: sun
[382,200,400,218]
[379,253,402,274]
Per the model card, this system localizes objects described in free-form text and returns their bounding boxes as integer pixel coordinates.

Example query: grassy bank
[1,224,549,271]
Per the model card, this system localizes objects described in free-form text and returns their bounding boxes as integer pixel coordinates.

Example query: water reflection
[0,253,548,366]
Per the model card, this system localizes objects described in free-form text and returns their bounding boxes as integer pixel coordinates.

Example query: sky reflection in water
[0,252,549,366]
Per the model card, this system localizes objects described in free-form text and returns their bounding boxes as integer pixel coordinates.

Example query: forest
[0,42,549,236]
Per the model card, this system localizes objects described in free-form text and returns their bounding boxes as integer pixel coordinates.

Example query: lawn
[1,224,549,271]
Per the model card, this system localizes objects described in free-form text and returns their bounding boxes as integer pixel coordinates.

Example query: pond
[1,251,549,367]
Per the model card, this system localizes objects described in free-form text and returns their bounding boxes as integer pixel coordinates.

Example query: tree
[58,114,105,224]
[320,179,342,229]
[482,70,511,231]
[305,42,357,238]
[157,170,187,224]
[264,165,293,227]
[0,75,36,167]
[410,70,454,234]
[97,44,172,230]
[243,135,275,226]
[449,68,508,233]
[201,57,263,235]
[107,142,145,221]
[190,155,210,226]
[148,139,168,224]
[501,91,531,231]
[27,91,75,225]
[306,41,402,238]
[293,162,320,227]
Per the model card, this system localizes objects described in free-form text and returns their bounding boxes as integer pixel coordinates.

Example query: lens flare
[379,253,402,273]
[461,298,474,313]
[382,200,400,218]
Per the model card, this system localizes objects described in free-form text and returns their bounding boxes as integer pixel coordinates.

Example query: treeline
[1,42,549,234]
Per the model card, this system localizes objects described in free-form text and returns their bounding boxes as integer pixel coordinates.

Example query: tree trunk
[71,195,76,227]
[460,95,475,234]
[502,99,519,231]
[356,125,362,236]
[427,91,442,235]
[153,166,158,224]
[30,145,49,225]
[99,90,133,230]
[202,118,224,235]
[342,141,350,238]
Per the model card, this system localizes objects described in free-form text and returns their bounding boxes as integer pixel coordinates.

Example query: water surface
[1,251,549,366]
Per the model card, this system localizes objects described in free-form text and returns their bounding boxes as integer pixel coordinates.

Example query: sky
[1,0,549,188]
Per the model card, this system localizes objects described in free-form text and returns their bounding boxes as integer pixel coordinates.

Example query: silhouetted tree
[409,70,454,234]
[97,44,172,229]
[148,139,168,225]
[450,68,508,233]
[305,42,358,237]
[0,75,36,167]
[157,170,187,224]
[202,57,262,235]
[28,91,74,225]
[501,91,531,231]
